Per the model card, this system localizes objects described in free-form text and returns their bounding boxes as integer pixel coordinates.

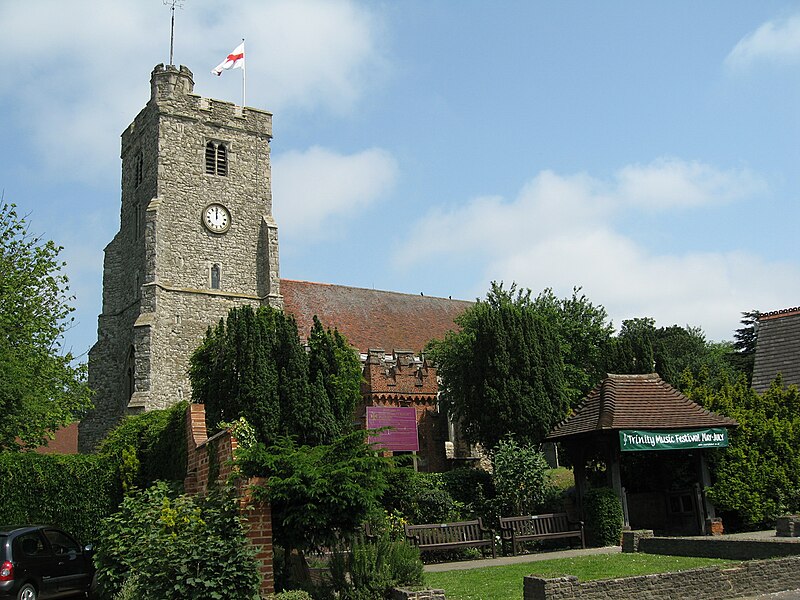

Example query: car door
[13,531,59,597]
[41,529,89,594]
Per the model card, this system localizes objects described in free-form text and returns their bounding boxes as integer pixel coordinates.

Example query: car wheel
[17,583,37,600]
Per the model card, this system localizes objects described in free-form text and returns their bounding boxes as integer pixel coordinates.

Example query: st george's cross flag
[212,42,245,76]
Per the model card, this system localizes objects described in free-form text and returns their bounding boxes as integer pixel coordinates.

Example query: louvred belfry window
[205,141,228,176]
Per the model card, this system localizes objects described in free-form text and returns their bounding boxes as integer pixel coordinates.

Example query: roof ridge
[759,306,800,321]
[281,278,472,304]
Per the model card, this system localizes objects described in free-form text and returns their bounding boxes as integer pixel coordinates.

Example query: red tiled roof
[280,279,471,353]
[547,373,737,440]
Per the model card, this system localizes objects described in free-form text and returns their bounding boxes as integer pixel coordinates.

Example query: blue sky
[1,1,799,359]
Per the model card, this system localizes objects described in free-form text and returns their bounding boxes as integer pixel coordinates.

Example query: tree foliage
[606,317,739,391]
[531,287,614,408]
[728,309,760,384]
[686,373,800,528]
[429,282,567,449]
[237,431,390,557]
[0,203,91,450]
[95,482,260,600]
[189,305,360,446]
[492,437,554,516]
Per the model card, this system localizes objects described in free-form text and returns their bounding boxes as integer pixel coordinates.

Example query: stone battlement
[121,64,272,151]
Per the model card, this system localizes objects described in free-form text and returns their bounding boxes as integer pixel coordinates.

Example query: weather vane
[164,0,184,66]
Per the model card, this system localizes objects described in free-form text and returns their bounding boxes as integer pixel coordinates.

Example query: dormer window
[205,141,228,176]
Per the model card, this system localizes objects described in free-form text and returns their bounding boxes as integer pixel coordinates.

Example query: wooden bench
[404,519,496,559]
[499,512,585,555]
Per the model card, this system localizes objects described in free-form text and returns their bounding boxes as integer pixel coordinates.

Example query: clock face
[203,203,231,233]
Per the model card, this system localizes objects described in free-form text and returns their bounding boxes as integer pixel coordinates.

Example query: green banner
[619,428,729,452]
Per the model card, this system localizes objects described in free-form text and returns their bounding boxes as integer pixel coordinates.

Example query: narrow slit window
[205,141,229,176]
[134,152,143,187]
[210,264,221,289]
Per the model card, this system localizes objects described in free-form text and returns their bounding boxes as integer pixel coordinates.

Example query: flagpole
[241,38,246,107]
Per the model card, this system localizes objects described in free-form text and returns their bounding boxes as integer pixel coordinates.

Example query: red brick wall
[185,404,274,595]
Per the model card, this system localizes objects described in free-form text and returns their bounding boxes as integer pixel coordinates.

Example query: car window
[16,533,48,558]
[43,530,80,555]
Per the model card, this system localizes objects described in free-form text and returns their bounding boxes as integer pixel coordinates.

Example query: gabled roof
[547,373,737,441]
[752,307,800,393]
[280,279,471,353]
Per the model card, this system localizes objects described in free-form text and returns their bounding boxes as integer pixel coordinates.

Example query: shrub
[264,592,313,600]
[328,533,423,600]
[440,467,496,522]
[95,481,260,600]
[381,468,462,524]
[97,401,187,490]
[584,487,623,547]
[0,452,119,544]
[493,437,555,516]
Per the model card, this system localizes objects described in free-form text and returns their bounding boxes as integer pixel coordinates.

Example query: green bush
[328,533,423,600]
[380,468,462,524]
[440,467,496,522]
[95,481,260,600]
[264,592,313,600]
[97,401,187,490]
[0,452,119,544]
[493,437,555,516]
[583,487,623,547]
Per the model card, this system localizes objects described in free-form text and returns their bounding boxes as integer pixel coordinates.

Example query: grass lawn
[424,553,735,600]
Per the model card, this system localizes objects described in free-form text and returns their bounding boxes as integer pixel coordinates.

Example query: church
[78,64,473,471]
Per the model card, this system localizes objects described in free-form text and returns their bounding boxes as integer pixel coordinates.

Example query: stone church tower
[79,64,281,451]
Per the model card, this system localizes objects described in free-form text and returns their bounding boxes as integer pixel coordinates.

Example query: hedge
[0,452,120,544]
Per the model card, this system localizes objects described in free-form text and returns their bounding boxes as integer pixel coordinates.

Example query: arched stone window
[210,263,221,289]
[205,141,228,176]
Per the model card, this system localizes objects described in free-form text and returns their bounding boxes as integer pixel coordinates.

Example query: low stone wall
[639,536,800,560]
[524,555,800,600]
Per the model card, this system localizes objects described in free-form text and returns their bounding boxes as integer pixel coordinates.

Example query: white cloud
[725,14,800,70]
[272,146,398,238]
[615,159,765,210]
[0,0,387,183]
[396,158,797,340]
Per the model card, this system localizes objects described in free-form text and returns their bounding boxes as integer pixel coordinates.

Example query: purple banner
[366,406,419,452]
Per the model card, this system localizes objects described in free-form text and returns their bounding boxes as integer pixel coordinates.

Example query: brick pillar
[240,476,274,596]
[184,404,274,595]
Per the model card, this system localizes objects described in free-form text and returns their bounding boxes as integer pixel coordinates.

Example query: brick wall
[524,555,800,600]
[185,403,274,595]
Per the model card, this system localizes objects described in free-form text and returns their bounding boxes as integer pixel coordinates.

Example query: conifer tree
[429,282,567,450]
[189,305,360,446]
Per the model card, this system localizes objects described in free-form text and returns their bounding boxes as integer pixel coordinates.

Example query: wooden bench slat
[405,518,496,559]
[499,512,585,555]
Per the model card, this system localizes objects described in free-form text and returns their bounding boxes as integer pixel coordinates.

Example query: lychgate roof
[752,307,800,393]
[280,279,471,353]
[546,373,737,441]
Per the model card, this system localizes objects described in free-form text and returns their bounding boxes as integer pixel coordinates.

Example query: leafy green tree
[237,432,390,566]
[429,282,567,449]
[95,482,260,600]
[189,305,359,446]
[531,287,614,408]
[0,203,91,450]
[492,437,554,516]
[687,373,800,528]
[606,318,740,391]
[728,309,760,384]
